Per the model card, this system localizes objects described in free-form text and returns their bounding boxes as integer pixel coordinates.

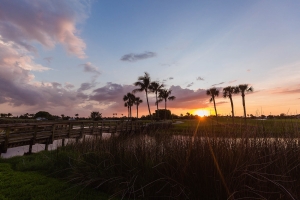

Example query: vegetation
[223,86,239,118]
[2,118,298,199]
[90,111,102,120]
[134,97,143,118]
[157,89,176,120]
[206,88,219,117]
[149,81,165,117]
[238,84,253,119]
[133,72,152,118]
[123,92,135,118]
[0,153,111,200]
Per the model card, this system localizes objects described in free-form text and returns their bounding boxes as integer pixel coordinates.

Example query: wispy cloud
[196,76,204,81]
[228,80,237,84]
[43,57,53,64]
[80,62,101,75]
[120,51,156,62]
[187,82,194,87]
[169,77,174,80]
[212,82,224,86]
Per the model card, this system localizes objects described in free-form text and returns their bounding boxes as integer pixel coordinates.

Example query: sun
[194,109,209,117]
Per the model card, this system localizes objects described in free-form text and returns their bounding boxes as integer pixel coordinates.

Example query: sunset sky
[0,0,300,118]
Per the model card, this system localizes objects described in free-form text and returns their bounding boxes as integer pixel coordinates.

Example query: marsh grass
[2,118,299,199]
[45,118,300,199]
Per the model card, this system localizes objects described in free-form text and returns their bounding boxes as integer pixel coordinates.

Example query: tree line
[123,72,176,120]
[207,84,253,119]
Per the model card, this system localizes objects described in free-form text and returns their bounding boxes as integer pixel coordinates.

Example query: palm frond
[168,96,175,101]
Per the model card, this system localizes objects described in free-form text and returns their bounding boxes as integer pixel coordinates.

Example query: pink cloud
[0,0,87,58]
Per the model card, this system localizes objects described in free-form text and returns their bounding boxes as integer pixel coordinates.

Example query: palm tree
[223,86,239,118]
[134,97,143,118]
[238,84,253,119]
[133,72,152,118]
[206,88,219,117]
[75,113,79,119]
[123,93,135,118]
[157,89,176,120]
[124,102,130,118]
[149,81,164,111]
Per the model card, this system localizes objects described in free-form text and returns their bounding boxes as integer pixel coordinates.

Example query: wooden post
[51,124,55,143]
[62,139,65,147]
[45,141,49,151]
[28,144,33,154]
[2,127,10,153]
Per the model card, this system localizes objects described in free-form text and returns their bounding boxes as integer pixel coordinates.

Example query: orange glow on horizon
[193,109,210,117]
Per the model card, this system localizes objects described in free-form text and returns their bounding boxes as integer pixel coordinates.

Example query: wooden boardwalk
[0,120,172,155]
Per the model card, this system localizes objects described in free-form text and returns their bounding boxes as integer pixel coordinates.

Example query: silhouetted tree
[206,88,219,117]
[157,89,176,120]
[134,97,143,118]
[35,111,52,119]
[123,93,135,118]
[238,84,253,119]
[90,111,102,120]
[133,72,152,118]
[223,86,239,118]
[149,81,164,113]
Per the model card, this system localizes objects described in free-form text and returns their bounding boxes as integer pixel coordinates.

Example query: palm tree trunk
[127,106,129,118]
[145,90,152,118]
[136,105,138,119]
[130,106,132,118]
[156,91,159,119]
[165,99,167,120]
[242,94,246,119]
[213,97,218,117]
[229,96,234,118]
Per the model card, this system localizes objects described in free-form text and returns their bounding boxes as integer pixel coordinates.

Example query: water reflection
[2,134,299,159]
[1,133,113,158]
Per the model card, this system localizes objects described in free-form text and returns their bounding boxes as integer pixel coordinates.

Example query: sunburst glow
[194,109,210,117]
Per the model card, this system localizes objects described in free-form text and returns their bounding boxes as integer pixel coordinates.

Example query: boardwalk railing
[0,120,172,155]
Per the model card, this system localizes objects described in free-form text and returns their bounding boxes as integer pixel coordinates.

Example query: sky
[0,0,300,118]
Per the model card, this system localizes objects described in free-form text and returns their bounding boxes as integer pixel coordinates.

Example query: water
[0,133,113,158]
[2,133,299,158]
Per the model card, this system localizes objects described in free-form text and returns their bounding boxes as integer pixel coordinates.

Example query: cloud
[120,51,156,62]
[0,1,88,59]
[52,82,62,88]
[65,82,75,89]
[77,81,97,92]
[272,88,300,94]
[212,82,224,86]
[228,80,237,84]
[43,57,53,64]
[166,85,208,109]
[196,77,204,81]
[80,62,101,75]
[169,77,174,80]
[247,69,251,72]
[186,82,194,87]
